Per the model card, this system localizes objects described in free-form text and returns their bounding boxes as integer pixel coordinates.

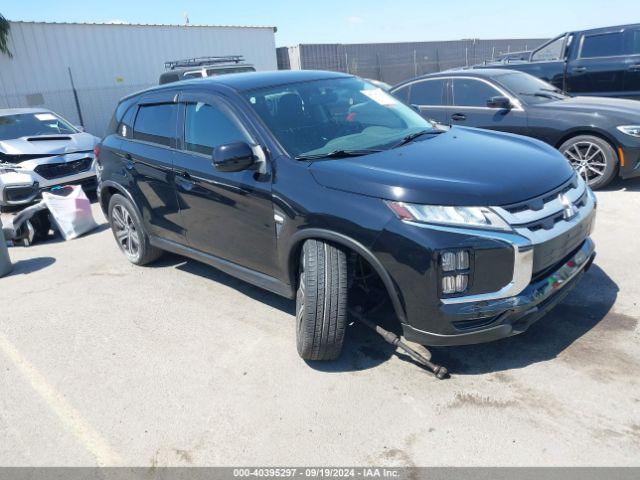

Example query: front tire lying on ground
[296,239,348,361]
[559,135,618,189]
[108,193,162,265]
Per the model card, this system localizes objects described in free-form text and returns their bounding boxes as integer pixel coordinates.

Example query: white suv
[0,108,99,210]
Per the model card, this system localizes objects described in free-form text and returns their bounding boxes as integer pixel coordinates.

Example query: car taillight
[93,144,100,159]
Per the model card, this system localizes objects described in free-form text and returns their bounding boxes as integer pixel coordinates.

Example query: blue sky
[2,0,637,46]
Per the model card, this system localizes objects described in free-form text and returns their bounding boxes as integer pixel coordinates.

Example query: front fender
[283,227,407,323]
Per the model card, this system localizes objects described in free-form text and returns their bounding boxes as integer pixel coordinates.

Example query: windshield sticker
[35,113,57,121]
[361,88,399,106]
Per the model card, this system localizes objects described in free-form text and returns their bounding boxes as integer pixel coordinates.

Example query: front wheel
[296,240,348,361]
[559,135,617,189]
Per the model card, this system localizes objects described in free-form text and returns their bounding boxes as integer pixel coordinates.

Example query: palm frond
[0,14,13,58]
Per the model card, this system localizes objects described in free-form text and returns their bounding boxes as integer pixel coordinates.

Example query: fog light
[455,274,468,292]
[441,252,457,272]
[442,274,468,294]
[456,251,469,270]
[442,275,456,294]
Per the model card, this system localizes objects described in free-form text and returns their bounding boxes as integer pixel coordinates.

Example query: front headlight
[385,201,512,231]
[617,125,640,137]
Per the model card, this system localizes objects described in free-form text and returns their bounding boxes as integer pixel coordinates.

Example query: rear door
[125,92,183,243]
[172,91,278,277]
[393,78,449,123]
[567,29,626,97]
[449,77,529,136]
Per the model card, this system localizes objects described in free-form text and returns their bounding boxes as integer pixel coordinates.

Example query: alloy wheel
[562,141,607,185]
[112,205,140,260]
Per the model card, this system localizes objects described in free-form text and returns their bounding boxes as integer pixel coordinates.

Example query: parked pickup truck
[475,24,640,100]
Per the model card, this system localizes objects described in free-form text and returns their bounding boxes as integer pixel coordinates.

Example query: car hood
[532,96,640,119]
[0,132,98,162]
[309,126,575,206]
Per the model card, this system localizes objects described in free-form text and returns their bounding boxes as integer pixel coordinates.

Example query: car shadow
[599,176,640,192]
[156,253,295,315]
[146,253,618,377]
[433,264,618,375]
[6,256,56,276]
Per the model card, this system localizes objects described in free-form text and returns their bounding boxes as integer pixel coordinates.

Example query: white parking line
[0,331,121,466]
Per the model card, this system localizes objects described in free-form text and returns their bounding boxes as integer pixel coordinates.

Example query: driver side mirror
[486,96,512,110]
[212,142,256,172]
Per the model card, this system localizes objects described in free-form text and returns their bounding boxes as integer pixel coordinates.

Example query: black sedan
[390,69,640,188]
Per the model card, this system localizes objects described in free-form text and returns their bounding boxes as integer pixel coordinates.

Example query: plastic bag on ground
[42,185,98,240]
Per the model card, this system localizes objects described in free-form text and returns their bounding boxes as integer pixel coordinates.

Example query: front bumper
[1,176,97,206]
[403,237,596,346]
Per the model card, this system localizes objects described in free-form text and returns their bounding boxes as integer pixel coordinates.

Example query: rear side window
[532,36,565,62]
[133,103,178,147]
[184,102,248,156]
[183,71,204,79]
[391,86,410,103]
[581,32,625,58]
[629,30,640,55]
[409,80,446,105]
[452,79,500,107]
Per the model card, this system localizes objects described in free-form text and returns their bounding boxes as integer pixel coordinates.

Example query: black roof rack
[164,55,246,70]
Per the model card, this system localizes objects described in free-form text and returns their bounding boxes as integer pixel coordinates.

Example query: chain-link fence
[278,38,547,86]
[0,84,152,137]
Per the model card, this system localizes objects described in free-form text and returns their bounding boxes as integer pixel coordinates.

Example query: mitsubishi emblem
[559,194,578,220]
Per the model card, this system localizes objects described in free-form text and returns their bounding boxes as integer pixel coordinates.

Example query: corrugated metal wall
[278,38,548,85]
[0,21,278,136]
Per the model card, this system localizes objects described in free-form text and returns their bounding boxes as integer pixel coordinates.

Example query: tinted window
[532,35,565,62]
[392,86,410,103]
[629,30,640,54]
[184,102,248,156]
[452,79,501,107]
[118,105,136,138]
[581,32,625,58]
[133,103,177,147]
[244,77,435,158]
[409,80,445,105]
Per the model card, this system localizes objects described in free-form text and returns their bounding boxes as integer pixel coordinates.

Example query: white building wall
[0,21,278,135]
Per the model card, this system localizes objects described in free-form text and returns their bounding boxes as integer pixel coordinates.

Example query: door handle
[175,170,195,191]
[124,153,134,170]
[451,113,467,121]
[572,67,587,73]
[628,64,640,72]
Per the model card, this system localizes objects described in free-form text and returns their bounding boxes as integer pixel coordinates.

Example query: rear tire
[559,135,617,189]
[296,240,348,361]
[108,193,162,265]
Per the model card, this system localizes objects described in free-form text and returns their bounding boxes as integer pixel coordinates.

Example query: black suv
[97,70,597,361]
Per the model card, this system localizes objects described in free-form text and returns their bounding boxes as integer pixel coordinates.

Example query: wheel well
[99,186,119,215]
[288,237,405,327]
[555,130,620,162]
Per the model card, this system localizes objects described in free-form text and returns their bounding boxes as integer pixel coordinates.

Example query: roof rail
[164,55,246,70]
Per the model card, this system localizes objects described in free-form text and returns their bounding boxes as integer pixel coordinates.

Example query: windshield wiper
[519,92,559,100]
[391,129,442,149]
[295,149,382,161]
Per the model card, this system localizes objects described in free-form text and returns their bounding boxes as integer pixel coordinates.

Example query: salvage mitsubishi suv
[0,108,99,210]
[97,70,597,360]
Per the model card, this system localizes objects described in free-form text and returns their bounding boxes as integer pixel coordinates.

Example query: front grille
[34,158,93,180]
[494,174,595,275]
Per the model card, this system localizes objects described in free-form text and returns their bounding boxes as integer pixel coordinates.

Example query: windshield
[243,77,437,158]
[0,112,77,140]
[497,72,570,103]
